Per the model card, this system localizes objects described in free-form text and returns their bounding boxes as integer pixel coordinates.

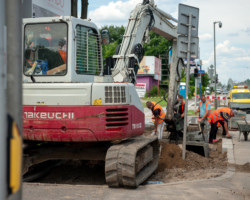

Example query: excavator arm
[112,0,178,84]
[112,0,183,121]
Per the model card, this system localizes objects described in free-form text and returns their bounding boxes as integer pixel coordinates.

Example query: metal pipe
[0,0,6,198]
[182,13,193,160]
[213,21,222,109]
[214,22,217,109]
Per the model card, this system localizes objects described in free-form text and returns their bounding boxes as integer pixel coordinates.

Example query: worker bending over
[146,101,166,139]
[207,107,236,143]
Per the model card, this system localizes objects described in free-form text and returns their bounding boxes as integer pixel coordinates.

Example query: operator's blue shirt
[200,101,211,118]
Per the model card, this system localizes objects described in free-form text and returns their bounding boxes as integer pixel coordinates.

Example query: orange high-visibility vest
[152,101,166,124]
[181,101,185,113]
[207,107,231,124]
[217,107,231,115]
[198,100,211,119]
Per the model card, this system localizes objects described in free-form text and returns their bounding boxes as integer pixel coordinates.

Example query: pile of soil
[232,162,250,173]
[150,141,227,183]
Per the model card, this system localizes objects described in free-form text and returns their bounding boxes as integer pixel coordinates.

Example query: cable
[176,58,184,82]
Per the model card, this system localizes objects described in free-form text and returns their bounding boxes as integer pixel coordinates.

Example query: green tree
[201,73,210,88]
[101,27,172,60]
[144,31,172,56]
[181,71,210,97]
[101,25,125,59]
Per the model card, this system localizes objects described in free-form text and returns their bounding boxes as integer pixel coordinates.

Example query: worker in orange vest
[146,101,166,139]
[176,94,185,118]
[207,107,237,143]
[195,94,211,142]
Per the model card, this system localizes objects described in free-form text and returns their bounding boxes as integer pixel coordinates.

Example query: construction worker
[195,94,211,142]
[177,94,185,118]
[146,101,166,139]
[207,107,236,143]
[195,94,211,122]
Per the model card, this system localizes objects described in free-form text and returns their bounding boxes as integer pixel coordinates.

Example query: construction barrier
[196,95,227,106]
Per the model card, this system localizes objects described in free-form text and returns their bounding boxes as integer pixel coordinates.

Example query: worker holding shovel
[195,94,211,142]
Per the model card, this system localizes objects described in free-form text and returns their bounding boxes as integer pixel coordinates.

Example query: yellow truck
[228,86,250,113]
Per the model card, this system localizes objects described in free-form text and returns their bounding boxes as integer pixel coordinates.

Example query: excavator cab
[23,17,103,83]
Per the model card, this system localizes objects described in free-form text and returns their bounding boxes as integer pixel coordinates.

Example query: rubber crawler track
[105,135,159,188]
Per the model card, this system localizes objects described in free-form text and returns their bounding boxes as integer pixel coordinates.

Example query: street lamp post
[214,21,222,109]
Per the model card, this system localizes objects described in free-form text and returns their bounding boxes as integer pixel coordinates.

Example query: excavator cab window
[75,25,101,75]
[23,22,68,76]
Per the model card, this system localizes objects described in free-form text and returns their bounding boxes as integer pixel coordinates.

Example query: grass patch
[187,110,195,116]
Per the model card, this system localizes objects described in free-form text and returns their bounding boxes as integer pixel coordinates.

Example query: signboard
[154,57,161,80]
[32,0,71,17]
[198,70,205,75]
[138,56,161,81]
[177,35,199,58]
[135,83,146,98]
[178,4,199,37]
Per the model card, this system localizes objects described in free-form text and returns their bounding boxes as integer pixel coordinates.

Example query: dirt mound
[150,141,227,183]
[235,162,250,173]
[158,143,185,171]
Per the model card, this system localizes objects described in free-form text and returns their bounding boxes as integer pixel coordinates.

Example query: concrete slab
[230,131,250,165]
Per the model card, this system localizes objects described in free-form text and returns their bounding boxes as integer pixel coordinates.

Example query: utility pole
[4,0,23,199]
[213,21,222,109]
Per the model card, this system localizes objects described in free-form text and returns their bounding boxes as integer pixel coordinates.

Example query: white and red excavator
[22,0,181,187]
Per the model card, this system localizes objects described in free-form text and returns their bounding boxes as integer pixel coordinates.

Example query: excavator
[22,0,181,187]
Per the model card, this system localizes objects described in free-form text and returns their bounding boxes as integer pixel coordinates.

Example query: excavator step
[105,135,159,188]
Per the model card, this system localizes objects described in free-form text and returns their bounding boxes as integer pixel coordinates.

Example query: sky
[80,0,250,85]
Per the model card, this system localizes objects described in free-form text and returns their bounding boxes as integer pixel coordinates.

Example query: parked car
[216,88,222,94]
[205,89,210,95]
[222,90,228,95]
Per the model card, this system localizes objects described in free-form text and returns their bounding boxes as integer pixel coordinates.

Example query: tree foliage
[101,26,172,59]
[101,25,125,59]
[144,32,172,56]
[181,70,210,96]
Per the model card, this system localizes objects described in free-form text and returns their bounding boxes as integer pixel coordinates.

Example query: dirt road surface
[23,130,250,200]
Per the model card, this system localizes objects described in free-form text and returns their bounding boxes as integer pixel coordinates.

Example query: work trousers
[218,121,226,136]
[209,120,226,143]
[209,122,218,143]
[157,122,165,139]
